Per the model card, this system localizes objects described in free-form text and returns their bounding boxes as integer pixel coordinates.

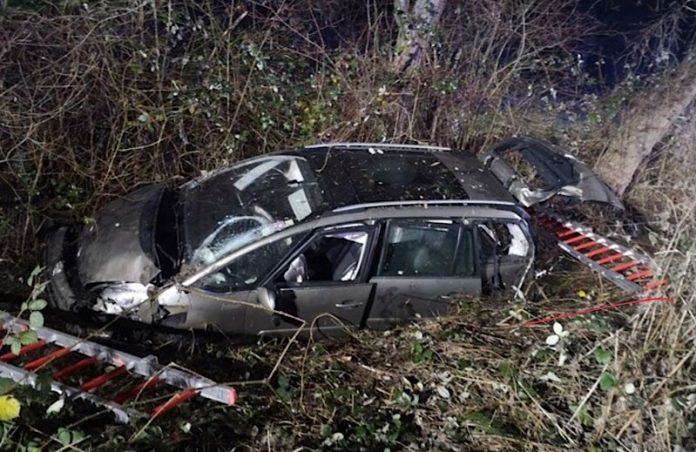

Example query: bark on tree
[393,0,447,73]
[594,47,696,197]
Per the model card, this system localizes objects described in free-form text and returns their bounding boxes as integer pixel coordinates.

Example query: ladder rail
[0,360,138,423]
[0,317,236,405]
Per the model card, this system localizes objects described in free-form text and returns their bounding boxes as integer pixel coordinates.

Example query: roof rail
[332,199,518,213]
[304,142,451,152]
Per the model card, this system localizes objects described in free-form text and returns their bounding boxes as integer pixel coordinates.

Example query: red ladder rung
[53,356,99,381]
[564,235,590,245]
[642,279,669,291]
[575,241,599,251]
[81,365,128,392]
[0,339,48,361]
[151,388,198,418]
[627,269,653,281]
[557,229,580,239]
[111,376,161,404]
[585,246,611,258]
[24,347,72,371]
[596,253,625,265]
[611,261,640,272]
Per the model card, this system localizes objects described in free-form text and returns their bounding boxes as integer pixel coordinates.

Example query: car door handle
[335,300,363,309]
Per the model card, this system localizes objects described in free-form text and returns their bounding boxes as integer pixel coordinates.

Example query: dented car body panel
[482,137,624,209]
[44,140,617,337]
[77,184,165,286]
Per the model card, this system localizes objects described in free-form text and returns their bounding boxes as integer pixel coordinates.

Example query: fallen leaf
[546,334,560,346]
[46,398,64,415]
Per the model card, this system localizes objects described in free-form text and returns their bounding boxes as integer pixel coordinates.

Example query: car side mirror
[257,287,276,311]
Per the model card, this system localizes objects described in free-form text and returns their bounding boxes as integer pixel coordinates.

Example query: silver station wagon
[45,139,620,336]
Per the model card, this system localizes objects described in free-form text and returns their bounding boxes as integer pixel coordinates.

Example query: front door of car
[245,224,378,336]
[183,232,308,334]
[365,219,481,329]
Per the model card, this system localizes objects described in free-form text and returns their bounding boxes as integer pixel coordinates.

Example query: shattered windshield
[181,156,325,266]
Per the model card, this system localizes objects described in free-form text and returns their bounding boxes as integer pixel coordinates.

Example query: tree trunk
[594,48,696,197]
[393,0,447,73]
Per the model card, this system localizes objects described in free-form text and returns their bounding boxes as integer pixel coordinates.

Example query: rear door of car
[248,222,380,336]
[364,218,481,329]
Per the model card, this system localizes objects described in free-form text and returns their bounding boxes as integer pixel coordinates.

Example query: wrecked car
[45,139,620,336]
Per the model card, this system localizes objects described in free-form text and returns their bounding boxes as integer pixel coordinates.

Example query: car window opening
[379,220,475,277]
[198,233,305,293]
[477,221,531,293]
[281,231,369,284]
[478,222,529,257]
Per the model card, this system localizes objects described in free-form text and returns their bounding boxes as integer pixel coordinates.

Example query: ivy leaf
[599,372,618,391]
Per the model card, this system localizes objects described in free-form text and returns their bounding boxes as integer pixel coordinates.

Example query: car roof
[289,143,516,210]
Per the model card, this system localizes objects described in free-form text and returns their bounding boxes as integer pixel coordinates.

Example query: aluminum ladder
[0,315,237,423]
[532,209,668,293]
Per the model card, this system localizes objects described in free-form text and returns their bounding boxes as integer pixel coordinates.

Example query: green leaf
[11,342,20,356]
[594,347,611,365]
[19,330,39,345]
[498,361,515,378]
[29,311,44,328]
[456,358,472,370]
[464,411,502,435]
[58,428,72,445]
[27,266,42,287]
[36,372,53,394]
[355,425,367,439]
[599,372,618,391]
[569,403,594,427]
[518,379,540,399]
[28,299,48,311]
[410,341,433,363]
[0,377,14,394]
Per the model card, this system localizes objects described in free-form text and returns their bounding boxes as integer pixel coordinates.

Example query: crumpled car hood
[481,137,624,209]
[77,184,165,286]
